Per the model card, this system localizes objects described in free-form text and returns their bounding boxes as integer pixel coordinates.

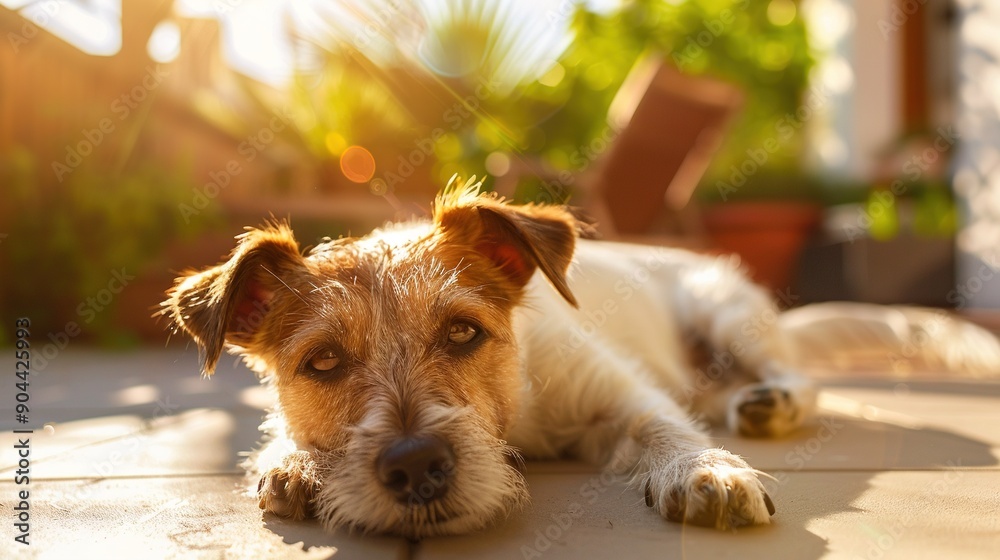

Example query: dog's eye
[447,322,479,345]
[308,350,340,372]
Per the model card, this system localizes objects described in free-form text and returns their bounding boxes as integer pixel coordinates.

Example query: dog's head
[161,188,578,537]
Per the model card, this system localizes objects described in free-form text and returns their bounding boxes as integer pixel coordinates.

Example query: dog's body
[509,239,812,456]
[162,186,999,539]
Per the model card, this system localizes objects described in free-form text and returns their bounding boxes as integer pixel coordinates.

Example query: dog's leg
[590,384,774,530]
[249,420,321,520]
[256,450,319,520]
[534,350,775,529]
[627,406,775,529]
[674,259,817,437]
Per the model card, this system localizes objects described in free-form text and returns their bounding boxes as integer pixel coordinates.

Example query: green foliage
[0,145,219,345]
[289,0,814,200]
[507,0,814,190]
[866,180,957,241]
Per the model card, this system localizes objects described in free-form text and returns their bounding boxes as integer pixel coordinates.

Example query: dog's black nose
[376,435,455,505]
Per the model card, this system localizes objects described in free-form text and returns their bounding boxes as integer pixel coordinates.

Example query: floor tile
[4,350,999,559]
[710,384,1000,472]
[1,476,407,560]
[0,415,148,471]
[1,349,273,479]
[0,349,264,416]
[413,470,1000,560]
[1,407,267,480]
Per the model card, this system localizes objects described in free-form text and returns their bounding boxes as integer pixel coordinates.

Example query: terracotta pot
[702,201,822,291]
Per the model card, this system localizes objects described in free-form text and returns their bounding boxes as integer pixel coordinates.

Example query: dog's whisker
[259,264,308,306]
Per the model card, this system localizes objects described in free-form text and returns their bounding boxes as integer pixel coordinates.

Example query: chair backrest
[594,62,744,235]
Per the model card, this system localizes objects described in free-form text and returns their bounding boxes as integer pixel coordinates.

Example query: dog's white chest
[506,240,697,458]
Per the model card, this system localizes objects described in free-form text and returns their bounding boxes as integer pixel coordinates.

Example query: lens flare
[340,145,377,183]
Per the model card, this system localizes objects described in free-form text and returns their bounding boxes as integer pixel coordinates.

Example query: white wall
[954,0,1000,308]
[803,0,900,178]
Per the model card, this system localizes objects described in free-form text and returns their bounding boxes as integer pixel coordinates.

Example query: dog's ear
[434,188,578,307]
[161,223,306,376]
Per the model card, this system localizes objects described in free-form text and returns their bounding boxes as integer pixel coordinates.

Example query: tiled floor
[2,350,999,559]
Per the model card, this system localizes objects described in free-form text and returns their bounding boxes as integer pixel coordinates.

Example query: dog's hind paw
[729,382,806,438]
[257,452,319,520]
[644,448,774,530]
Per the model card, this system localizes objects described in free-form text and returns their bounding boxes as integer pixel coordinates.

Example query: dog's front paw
[730,382,804,438]
[644,448,774,530]
[257,452,319,520]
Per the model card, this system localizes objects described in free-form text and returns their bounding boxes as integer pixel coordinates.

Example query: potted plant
[698,171,824,290]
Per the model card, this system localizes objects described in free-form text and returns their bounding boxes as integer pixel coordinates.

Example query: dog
[161,181,1000,538]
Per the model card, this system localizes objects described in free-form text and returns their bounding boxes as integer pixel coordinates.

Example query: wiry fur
[161,181,997,539]
[311,402,527,536]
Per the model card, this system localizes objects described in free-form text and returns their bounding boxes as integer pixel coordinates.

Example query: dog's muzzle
[376,435,456,505]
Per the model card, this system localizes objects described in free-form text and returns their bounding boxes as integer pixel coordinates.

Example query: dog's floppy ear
[434,184,578,307]
[161,223,306,376]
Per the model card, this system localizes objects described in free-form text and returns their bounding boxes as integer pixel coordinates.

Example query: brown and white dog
[161,182,1000,538]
